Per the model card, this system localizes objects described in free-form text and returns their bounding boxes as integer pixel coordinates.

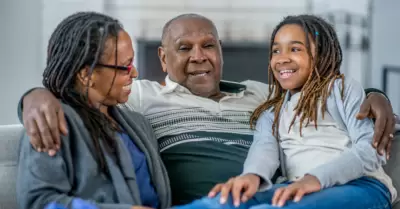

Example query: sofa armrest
[384,133,400,205]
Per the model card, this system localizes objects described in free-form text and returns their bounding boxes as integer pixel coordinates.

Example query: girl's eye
[292,47,301,52]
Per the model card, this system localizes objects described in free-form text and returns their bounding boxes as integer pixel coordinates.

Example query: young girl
[204,14,396,209]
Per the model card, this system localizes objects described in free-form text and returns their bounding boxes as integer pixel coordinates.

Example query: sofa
[0,124,399,209]
[0,124,22,209]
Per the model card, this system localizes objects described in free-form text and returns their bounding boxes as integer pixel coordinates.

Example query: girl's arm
[307,78,386,189]
[242,110,280,191]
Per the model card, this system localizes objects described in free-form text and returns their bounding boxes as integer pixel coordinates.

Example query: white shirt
[124,76,271,151]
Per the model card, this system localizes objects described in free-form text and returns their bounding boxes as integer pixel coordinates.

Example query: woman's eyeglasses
[97,63,133,74]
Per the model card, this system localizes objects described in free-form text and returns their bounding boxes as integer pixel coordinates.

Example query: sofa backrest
[0,124,23,209]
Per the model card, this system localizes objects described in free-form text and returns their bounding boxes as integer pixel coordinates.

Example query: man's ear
[218,40,224,65]
[76,67,94,87]
[158,46,167,73]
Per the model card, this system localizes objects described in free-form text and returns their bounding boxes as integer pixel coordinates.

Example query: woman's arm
[16,132,134,209]
[307,78,386,189]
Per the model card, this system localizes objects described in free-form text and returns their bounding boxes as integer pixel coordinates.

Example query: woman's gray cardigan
[17,103,171,209]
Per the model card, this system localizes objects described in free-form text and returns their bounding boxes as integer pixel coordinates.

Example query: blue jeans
[175,177,392,209]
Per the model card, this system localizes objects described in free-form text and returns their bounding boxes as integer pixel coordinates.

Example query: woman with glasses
[16,11,170,209]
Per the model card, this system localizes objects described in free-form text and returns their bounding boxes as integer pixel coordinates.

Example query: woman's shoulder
[115,106,153,132]
[59,102,87,127]
[19,102,82,156]
[117,105,147,122]
[60,102,79,115]
[115,106,159,147]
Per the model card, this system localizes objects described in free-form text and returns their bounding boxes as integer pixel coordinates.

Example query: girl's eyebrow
[273,40,305,46]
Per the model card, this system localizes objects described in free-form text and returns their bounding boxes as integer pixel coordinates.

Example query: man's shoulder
[133,79,164,95]
[240,80,269,90]
[239,80,270,99]
[127,79,165,111]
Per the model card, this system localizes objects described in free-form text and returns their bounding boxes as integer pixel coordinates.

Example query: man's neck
[208,92,226,101]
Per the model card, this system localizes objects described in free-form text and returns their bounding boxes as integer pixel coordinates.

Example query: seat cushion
[1,124,399,208]
[394,203,400,209]
[384,134,400,205]
[0,124,23,209]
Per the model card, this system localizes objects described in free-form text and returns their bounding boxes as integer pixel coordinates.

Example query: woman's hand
[272,175,321,207]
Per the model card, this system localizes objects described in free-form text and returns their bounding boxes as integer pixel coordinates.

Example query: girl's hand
[208,174,261,207]
[272,175,321,207]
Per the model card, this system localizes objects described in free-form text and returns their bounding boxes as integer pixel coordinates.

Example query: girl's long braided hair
[42,11,123,174]
[250,14,345,136]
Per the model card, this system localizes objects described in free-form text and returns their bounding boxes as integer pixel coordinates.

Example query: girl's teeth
[279,70,295,79]
[280,70,294,73]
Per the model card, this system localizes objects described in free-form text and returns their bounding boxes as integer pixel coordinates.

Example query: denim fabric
[175,177,391,209]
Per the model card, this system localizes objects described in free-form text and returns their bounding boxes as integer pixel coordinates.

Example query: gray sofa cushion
[0,124,23,209]
[384,134,400,208]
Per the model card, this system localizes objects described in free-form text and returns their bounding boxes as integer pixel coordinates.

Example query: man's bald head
[161,13,219,45]
[157,13,223,99]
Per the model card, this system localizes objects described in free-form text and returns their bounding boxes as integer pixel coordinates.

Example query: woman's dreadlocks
[42,11,123,174]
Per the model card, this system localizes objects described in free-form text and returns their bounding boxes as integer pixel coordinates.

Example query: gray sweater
[16,103,171,209]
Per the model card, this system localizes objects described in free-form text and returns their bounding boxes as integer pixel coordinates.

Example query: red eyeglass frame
[97,63,133,74]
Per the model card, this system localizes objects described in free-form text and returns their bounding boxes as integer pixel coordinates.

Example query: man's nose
[190,46,206,63]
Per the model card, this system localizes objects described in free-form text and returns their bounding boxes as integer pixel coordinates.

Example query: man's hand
[272,175,321,207]
[22,88,67,156]
[208,174,260,207]
[357,92,395,158]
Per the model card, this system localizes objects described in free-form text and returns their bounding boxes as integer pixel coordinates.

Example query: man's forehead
[166,18,218,41]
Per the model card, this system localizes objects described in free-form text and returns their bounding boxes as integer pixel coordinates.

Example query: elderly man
[19,13,396,205]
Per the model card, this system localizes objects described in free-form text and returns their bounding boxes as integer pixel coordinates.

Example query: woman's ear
[77,67,94,87]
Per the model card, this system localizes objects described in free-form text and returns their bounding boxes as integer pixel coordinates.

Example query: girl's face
[270,24,315,95]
